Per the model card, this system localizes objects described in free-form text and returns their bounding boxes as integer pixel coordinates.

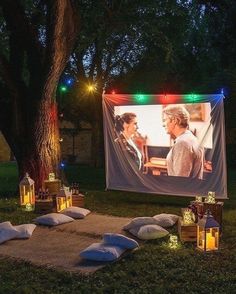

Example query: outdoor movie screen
[103,94,227,199]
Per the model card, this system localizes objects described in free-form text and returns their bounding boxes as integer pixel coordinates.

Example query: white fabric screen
[103,94,227,198]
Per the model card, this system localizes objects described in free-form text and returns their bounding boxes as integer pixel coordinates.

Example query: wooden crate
[44,179,61,195]
[72,194,84,208]
[35,199,54,214]
[178,217,197,242]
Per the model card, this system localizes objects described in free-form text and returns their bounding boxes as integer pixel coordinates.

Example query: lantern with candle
[197,210,220,252]
[19,173,35,211]
[55,187,72,212]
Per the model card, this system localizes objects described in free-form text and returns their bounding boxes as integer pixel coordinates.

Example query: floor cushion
[80,242,126,261]
[60,206,91,219]
[123,217,159,231]
[34,213,74,226]
[14,224,37,239]
[153,213,179,228]
[103,233,139,249]
[129,224,169,240]
[0,221,19,244]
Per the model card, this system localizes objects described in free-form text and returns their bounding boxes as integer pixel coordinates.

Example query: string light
[87,84,96,93]
[60,86,67,92]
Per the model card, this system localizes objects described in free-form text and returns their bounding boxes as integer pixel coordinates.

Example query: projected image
[114,103,213,179]
[114,112,143,170]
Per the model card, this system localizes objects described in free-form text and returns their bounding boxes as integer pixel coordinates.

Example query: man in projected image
[114,112,143,170]
[162,105,204,179]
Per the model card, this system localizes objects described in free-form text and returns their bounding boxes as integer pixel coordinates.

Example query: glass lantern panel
[197,226,205,250]
[205,228,219,251]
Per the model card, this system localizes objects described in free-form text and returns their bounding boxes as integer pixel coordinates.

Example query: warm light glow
[205,191,216,204]
[19,173,35,211]
[87,84,96,93]
[198,228,219,251]
[168,234,178,249]
[56,195,72,212]
[195,196,202,202]
[183,208,195,225]
[49,173,55,181]
[25,203,33,212]
[111,90,116,94]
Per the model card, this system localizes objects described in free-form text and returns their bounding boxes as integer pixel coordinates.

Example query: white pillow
[103,233,139,250]
[153,213,179,228]
[14,224,37,239]
[60,206,91,219]
[123,217,159,231]
[34,213,74,226]
[129,224,169,240]
[0,221,19,244]
[80,242,126,261]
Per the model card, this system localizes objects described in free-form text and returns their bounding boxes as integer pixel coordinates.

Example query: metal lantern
[19,173,35,211]
[197,210,220,252]
[55,187,72,212]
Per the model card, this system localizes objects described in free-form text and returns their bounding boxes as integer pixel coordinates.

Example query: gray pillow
[14,224,37,239]
[123,217,159,231]
[80,242,126,261]
[0,221,19,244]
[129,224,169,240]
[153,214,179,228]
[34,213,74,226]
[60,206,91,219]
[103,233,139,249]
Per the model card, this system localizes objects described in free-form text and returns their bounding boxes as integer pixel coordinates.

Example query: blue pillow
[103,233,139,249]
[80,242,126,261]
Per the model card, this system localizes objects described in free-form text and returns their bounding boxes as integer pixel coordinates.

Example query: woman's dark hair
[114,112,136,133]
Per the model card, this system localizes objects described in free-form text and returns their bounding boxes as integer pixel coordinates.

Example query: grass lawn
[0,162,236,293]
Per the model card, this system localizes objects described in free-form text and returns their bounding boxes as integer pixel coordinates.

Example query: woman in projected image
[114,112,143,170]
[162,105,204,179]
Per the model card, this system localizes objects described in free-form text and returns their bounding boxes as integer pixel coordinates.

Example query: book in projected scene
[149,157,167,166]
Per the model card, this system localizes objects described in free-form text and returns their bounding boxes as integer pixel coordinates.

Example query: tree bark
[0,0,79,190]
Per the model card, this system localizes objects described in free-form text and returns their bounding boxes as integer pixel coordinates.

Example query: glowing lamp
[182,208,195,225]
[55,187,72,212]
[195,196,202,202]
[168,234,179,249]
[19,173,35,211]
[48,173,55,182]
[197,210,220,252]
[205,191,216,204]
[87,84,96,93]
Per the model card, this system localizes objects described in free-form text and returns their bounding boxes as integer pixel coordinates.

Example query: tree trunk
[1,100,60,191]
[0,0,79,190]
